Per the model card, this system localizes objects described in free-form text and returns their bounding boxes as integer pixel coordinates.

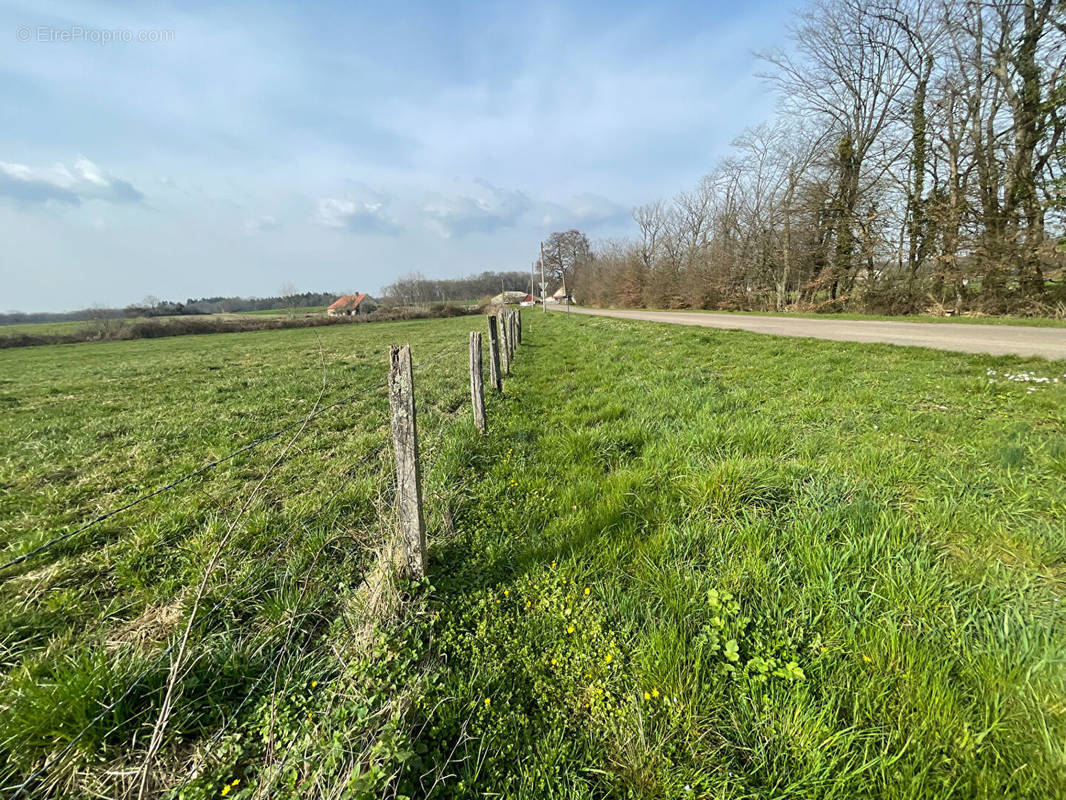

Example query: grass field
[0,319,97,336]
[1,313,1064,798]
[597,307,1066,328]
[0,310,325,338]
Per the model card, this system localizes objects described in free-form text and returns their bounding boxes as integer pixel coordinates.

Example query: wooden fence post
[507,311,516,361]
[511,312,519,353]
[516,309,522,344]
[388,344,426,579]
[487,315,502,392]
[499,311,511,375]
[469,331,486,434]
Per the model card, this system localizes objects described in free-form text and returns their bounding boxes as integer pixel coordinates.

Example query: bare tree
[762,0,911,297]
[279,282,298,317]
[566,0,1066,316]
[540,230,591,302]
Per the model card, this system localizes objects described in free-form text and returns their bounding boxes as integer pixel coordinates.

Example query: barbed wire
[166,442,391,797]
[0,341,466,577]
[7,438,391,799]
[4,334,479,797]
[164,348,472,795]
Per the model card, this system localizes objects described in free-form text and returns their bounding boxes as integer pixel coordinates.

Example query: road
[547,306,1066,360]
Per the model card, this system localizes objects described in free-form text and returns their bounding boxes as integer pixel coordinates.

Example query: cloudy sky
[1,0,800,312]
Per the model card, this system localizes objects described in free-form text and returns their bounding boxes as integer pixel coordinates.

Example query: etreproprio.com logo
[16,25,175,44]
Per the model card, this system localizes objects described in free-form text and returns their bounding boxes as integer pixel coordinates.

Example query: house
[519,294,540,307]
[549,287,570,303]
[327,293,377,316]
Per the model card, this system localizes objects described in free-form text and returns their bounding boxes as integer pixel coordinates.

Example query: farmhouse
[327,293,377,316]
[549,287,570,303]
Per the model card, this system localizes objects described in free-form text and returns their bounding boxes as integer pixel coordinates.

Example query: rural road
[548,306,1066,360]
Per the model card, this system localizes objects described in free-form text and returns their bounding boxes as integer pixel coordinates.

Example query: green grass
[602,307,1066,327]
[0,310,329,337]
[232,306,329,316]
[1,312,1064,798]
[0,319,95,336]
[0,317,481,798]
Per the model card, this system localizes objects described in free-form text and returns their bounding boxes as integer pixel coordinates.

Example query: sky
[0,0,801,312]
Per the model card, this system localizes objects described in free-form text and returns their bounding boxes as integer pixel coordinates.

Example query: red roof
[328,293,369,310]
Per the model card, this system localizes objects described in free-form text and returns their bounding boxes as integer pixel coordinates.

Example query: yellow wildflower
[504,590,509,596]
[231,780,240,786]
[221,787,232,797]
[311,681,318,688]
[652,688,659,698]
[643,691,651,700]
[584,587,590,596]
[604,654,613,664]
[484,698,491,707]
[863,655,872,663]
[567,625,574,634]
[551,658,557,665]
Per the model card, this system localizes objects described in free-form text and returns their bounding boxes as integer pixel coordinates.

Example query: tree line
[558,0,1066,316]
[381,271,534,306]
[0,292,339,325]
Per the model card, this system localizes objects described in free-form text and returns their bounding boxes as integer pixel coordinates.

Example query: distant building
[550,287,570,303]
[327,293,377,316]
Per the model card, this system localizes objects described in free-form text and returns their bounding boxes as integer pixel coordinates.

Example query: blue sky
[1,0,800,312]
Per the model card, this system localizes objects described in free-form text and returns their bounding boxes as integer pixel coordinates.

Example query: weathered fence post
[487,315,502,392]
[499,311,511,375]
[469,331,486,434]
[507,310,516,361]
[388,344,426,579]
[516,309,522,344]
[511,312,519,353]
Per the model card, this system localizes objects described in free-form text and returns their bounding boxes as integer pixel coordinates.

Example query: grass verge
[589,307,1066,327]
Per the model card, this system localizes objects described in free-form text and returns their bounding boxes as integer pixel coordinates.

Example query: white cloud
[421,180,531,238]
[315,191,400,235]
[0,157,143,207]
[539,192,629,229]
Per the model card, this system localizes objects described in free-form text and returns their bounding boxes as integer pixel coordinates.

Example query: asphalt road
[547,306,1066,360]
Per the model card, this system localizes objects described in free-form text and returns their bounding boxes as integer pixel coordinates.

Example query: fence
[0,308,526,798]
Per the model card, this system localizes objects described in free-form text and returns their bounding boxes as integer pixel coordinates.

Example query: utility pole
[539,241,547,315]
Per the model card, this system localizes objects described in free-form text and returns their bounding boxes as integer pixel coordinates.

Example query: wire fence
[0,342,467,577]
[1,316,521,799]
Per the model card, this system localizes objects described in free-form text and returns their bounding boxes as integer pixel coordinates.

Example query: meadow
[1,312,1064,798]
